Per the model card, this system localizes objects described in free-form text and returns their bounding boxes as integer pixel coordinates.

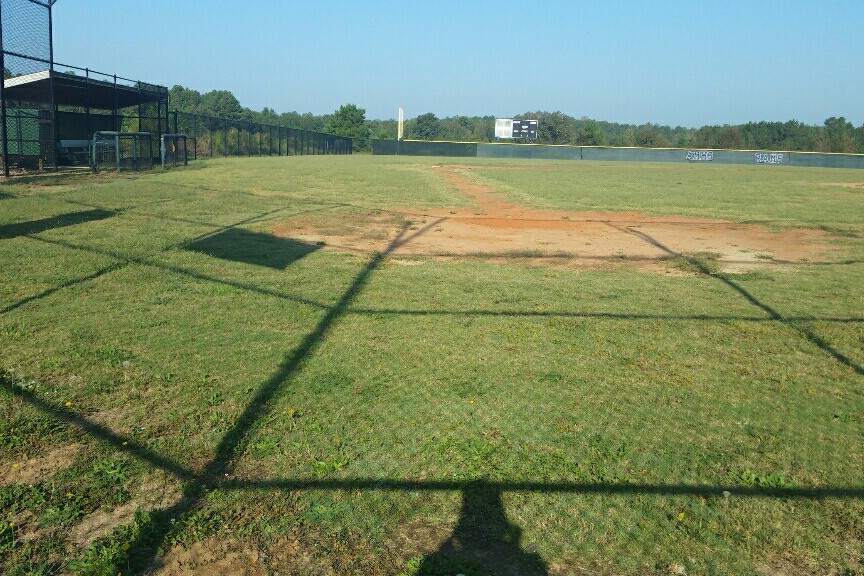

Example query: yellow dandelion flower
[677,512,685,520]
[65,401,72,407]
[12,463,20,469]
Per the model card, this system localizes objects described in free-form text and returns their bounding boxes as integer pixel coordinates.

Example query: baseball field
[1,155,862,575]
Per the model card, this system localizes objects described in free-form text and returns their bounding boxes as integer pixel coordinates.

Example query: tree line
[167,85,864,154]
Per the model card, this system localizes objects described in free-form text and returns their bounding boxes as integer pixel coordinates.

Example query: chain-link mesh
[1,0,51,62]
[1,0,55,173]
[161,134,187,167]
[2,1,348,175]
[170,111,352,159]
[91,131,154,172]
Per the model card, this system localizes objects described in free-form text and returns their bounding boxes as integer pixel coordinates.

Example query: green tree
[411,112,441,140]
[574,119,605,146]
[634,124,670,148]
[200,90,245,120]
[325,103,368,151]
[821,117,857,153]
[522,111,575,144]
[716,125,744,150]
[168,85,202,113]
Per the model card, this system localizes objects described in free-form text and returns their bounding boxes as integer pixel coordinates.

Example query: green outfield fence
[373,139,864,169]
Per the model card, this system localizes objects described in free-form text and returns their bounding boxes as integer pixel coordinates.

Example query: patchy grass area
[1,156,863,575]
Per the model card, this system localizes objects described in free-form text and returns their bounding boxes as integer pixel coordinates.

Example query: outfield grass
[1,156,863,575]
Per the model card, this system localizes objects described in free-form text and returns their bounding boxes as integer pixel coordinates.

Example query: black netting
[92,132,154,172]
[2,0,55,173]
[1,0,51,62]
[168,112,351,159]
[3,51,46,77]
[161,135,187,167]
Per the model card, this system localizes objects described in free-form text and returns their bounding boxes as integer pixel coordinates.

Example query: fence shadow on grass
[613,224,864,376]
[0,208,117,240]
[185,228,322,270]
[418,480,549,576]
[3,201,864,574]
[5,376,864,574]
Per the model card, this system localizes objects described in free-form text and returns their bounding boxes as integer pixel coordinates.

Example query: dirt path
[276,165,835,274]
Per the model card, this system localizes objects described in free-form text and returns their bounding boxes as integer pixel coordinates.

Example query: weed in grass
[1,322,30,341]
[400,553,483,576]
[0,518,15,555]
[737,469,795,489]
[4,531,66,576]
[93,346,132,367]
[673,252,723,275]
[250,437,280,458]
[313,455,351,477]
[66,537,125,576]
[176,508,224,544]
[39,491,87,528]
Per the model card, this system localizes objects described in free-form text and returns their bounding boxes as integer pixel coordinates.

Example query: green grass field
[1,156,863,575]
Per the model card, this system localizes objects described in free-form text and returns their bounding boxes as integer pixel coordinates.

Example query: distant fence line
[372,140,864,169]
[169,111,352,159]
[2,106,351,172]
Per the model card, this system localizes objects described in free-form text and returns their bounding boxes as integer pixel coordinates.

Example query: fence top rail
[93,131,152,138]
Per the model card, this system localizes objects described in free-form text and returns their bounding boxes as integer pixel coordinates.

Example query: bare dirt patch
[275,165,835,274]
[1,443,82,487]
[823,182,864,190]
[68,474,183,547]
[152,535,360,576]
[150,539,267,576]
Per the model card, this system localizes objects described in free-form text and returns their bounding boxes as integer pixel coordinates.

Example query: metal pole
[0,10,9,177]
[47,1,56,169]
[85,69,91,144]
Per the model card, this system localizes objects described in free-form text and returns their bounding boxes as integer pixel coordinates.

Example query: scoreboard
[511,119,538,139]
[495,118,538,140]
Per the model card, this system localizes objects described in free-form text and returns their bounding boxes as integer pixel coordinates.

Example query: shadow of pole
[417,480,548,576]
[5,213,862,574]
[0,208,117,240]
[616,224,864,376]
[4,374,864,575]
[118,217,446,572]
[2,202,346,316]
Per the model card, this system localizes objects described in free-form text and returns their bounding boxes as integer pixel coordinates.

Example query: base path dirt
[276,165,835,274]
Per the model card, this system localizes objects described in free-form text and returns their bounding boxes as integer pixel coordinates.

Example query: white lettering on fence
[686,150,714,161]
[754,153,784,164]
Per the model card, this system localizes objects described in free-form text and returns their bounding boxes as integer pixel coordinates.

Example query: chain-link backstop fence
[1,0,55,174]
[2,1,350,176]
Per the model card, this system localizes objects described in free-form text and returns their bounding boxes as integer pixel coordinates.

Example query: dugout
[1,0,169,173]
[2,68,169,169]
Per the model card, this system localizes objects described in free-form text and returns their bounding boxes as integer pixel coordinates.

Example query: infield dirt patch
[276,165,835,274]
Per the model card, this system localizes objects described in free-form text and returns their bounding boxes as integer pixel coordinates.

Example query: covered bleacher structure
[1,0,168,175]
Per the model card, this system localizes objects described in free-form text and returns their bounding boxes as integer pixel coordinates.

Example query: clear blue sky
[51,0,863,127]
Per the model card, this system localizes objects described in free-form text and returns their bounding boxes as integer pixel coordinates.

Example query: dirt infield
[276,165,834,274]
